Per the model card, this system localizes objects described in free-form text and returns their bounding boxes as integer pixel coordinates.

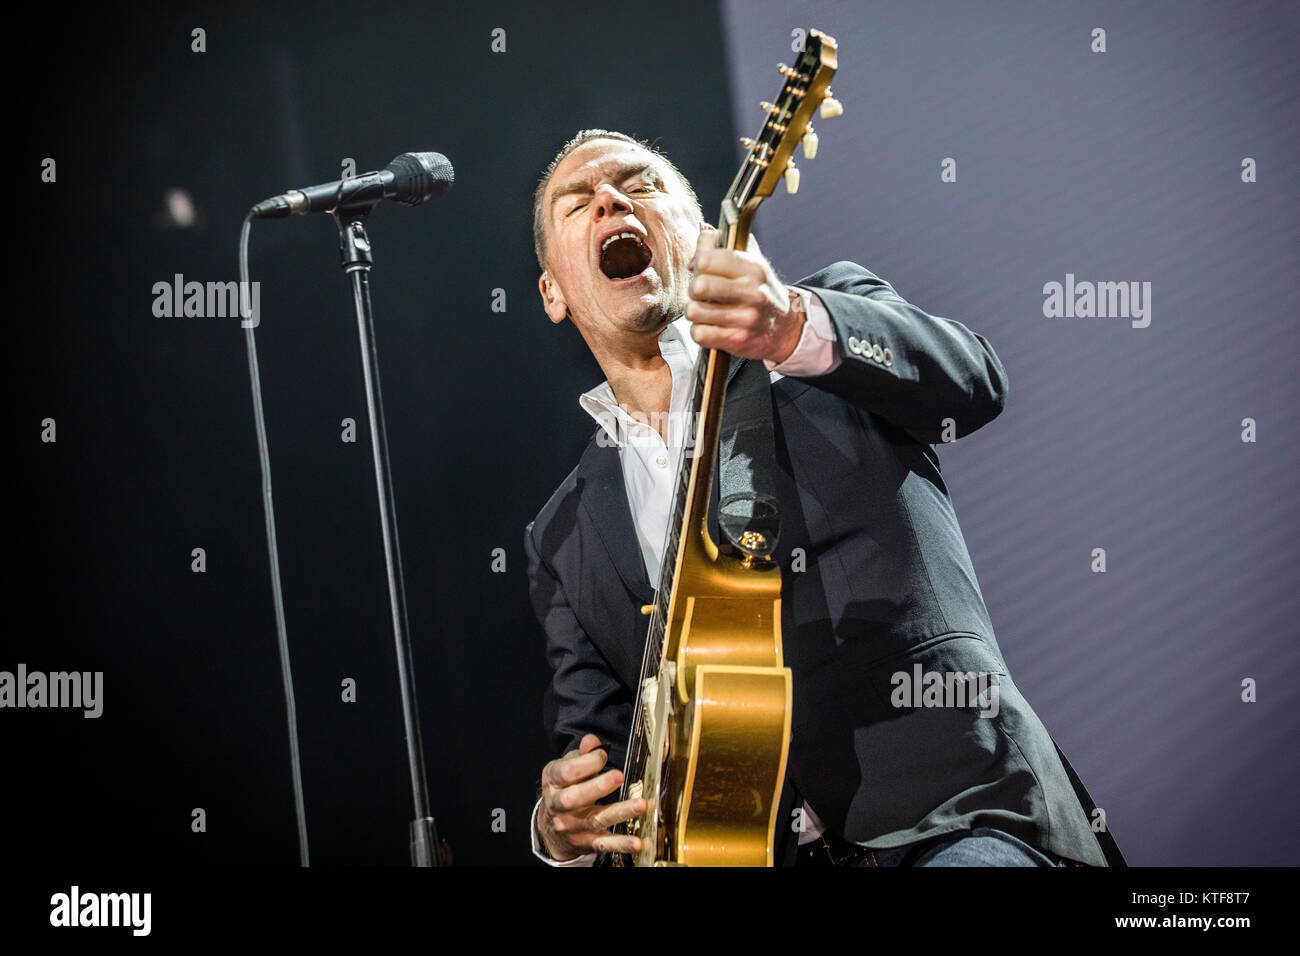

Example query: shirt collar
[578,316,698,447]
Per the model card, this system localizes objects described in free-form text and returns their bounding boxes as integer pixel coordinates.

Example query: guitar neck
[608,28,840,862]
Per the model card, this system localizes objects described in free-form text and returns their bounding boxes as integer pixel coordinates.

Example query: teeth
[601,231,644,253]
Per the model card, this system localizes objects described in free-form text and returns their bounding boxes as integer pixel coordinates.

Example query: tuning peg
[739,137,754,149]
[819,94,843,119]
[802,126,819,159]
[784,160,800,194]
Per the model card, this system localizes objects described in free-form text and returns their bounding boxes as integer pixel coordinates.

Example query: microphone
[251,152,454,219]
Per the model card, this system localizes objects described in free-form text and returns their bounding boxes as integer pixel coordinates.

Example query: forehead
[547,140,673,201]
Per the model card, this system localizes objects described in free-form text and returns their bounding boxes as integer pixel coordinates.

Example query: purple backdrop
[720,0,1300,865]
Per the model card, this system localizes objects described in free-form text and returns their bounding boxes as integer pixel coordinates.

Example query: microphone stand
[335,206,442,866]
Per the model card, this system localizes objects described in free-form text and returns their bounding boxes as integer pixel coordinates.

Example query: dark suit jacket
[525,261,1109,867]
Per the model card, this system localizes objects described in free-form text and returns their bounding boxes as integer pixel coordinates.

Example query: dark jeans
[797,826,1071,867]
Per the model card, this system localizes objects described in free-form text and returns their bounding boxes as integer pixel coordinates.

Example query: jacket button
[847,335,861,355]
[883,347,893,366]
[872,344,885,363]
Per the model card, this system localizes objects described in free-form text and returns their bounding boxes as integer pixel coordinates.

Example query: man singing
[524,128,1115,867]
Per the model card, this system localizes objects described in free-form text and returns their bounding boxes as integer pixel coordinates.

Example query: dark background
[11,0,1298,866]
[14,0,738,867]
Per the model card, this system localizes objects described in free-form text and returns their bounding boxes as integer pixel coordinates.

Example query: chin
[626,306,670,333]
[603,286,665,329]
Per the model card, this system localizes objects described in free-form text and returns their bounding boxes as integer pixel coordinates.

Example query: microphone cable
[238,211,311,867]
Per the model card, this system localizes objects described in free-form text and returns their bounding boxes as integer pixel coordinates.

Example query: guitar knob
[819,96,843,119]
[784,162,800,194]
[802,128,819,159]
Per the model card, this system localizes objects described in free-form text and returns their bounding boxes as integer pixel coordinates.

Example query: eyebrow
[549,161,659,215]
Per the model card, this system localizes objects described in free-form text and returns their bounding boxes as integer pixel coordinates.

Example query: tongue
[600,237,651,280]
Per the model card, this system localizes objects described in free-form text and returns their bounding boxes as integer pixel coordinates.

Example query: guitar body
[614,28,839,867]
[632,353,791,867]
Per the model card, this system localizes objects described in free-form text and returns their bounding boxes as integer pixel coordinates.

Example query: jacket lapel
[577,431,655,605]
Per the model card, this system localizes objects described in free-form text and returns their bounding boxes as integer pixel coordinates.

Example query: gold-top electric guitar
[605,29,840,866]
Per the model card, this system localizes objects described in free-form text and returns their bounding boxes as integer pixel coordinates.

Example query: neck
[588,324,676,427]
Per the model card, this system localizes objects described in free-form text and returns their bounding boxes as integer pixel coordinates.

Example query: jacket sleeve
[524,519,631,774]
[788,261,1009,443]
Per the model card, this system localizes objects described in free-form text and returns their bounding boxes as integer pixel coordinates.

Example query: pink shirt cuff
[764,287,841,376]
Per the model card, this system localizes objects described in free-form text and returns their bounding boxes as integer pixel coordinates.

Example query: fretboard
[619,331,718,786]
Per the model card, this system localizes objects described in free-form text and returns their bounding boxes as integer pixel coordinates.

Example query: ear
[538,270,570,325]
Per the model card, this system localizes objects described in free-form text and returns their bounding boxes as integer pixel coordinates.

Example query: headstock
[719,28,840,249]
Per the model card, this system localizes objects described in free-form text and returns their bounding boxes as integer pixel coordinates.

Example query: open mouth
[599,231,653,280]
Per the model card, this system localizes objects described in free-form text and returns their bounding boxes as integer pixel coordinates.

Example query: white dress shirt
[533,287,840,865]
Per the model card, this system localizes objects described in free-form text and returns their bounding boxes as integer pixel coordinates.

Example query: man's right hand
[537,733,647,861]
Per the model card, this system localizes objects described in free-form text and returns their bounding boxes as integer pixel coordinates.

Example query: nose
[593,183,633,220]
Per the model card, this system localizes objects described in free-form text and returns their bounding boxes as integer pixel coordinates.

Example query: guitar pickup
[640,677,658,739]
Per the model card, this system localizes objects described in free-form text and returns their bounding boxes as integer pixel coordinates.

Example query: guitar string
[621,340,710,792]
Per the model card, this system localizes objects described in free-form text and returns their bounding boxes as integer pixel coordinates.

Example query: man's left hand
[685,225,805,365]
